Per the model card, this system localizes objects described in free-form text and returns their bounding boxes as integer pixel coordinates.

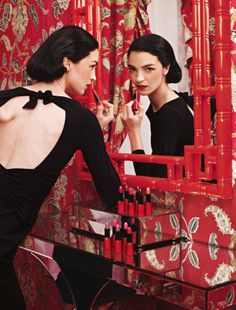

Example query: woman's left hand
[96,101,114,129]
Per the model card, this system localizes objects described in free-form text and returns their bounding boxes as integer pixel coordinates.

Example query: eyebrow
[128,63,156,68]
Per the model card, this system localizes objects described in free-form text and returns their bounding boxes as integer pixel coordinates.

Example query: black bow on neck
[23,90,54,109]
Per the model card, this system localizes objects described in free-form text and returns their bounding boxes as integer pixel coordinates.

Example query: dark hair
[128,34,182,84]
[26,25,99,82]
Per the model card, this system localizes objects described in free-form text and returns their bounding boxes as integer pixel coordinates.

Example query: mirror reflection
[119,0,219,187]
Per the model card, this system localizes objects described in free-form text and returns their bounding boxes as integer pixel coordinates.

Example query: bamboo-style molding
[214,0,232,197]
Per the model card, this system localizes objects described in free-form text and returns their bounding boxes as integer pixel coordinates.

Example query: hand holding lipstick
[131,91,139,114]
[120,100,144,130]
[93,89,114,129]
[96,100,114,129]
[120,100,145,151]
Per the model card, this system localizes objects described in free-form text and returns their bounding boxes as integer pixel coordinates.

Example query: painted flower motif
[110,30,123,49]
[21,236,34,249]
[11,5,29,41]
[138,7,149,26]
[205,205,235,235]
[169,245,180,261]
[105,0,126,5]
[54,223,67,243]
[205,263,234,286]
[83,238,96,253]
[101,7,111,20]
[229,233,236,251]
[209,233,219,251]
[49,21,63,36]
[209,195,218,202]
[166,192,177,206]
[57,0,70,10]
[188,249,200,269]
[53,174,68,200]
[145,250,165,270]
[1,35,12,51]
[232,30,236,43]
[114,115,124,135]
[21,275,37,305]
[124,8,136,31]
[0,3,12,32]
[209,17,215,35]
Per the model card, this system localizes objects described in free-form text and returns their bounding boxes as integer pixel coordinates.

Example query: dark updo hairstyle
[127,34,182,84]
[26,25,99,82]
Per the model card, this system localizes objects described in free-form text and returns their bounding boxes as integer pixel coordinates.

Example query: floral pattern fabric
[0,1,71,89]
[100,0,150,151]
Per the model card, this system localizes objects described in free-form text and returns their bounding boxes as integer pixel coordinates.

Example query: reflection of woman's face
[128,51,168,96]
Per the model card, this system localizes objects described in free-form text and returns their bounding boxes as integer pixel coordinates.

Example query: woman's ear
[63,57,71,72]
[163,64,170,76]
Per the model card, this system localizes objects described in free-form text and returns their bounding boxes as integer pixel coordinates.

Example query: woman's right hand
[96,101,114,130]
[120,100,145,133]
[120,100,145,151]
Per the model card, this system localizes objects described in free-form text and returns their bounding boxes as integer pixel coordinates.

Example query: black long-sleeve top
[0,88,120,220]
[133,95,194,178]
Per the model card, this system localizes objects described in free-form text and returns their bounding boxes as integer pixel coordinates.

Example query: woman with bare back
[0,25,120,309]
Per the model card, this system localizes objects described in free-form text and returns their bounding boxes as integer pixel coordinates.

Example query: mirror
[114,0,232,199]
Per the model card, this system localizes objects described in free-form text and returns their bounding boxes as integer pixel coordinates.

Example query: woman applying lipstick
[0,25,120,309]
[121,34,194,178]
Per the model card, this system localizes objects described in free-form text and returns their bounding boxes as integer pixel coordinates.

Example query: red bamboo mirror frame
[111,0,232,199]
[73,1,233,199]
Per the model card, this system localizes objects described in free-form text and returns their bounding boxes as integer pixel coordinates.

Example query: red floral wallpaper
[0,1,72,89]
[99,0,150,151]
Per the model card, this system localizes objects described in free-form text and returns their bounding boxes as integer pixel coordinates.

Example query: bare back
[0,95,65,169]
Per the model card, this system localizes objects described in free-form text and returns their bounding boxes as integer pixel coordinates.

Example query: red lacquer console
[16,199,236,309]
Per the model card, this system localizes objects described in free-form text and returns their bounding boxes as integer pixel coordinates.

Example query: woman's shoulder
[68,98,100,127]
[0,87,29,97]
[165,92,192,111]
[177,92,193,108]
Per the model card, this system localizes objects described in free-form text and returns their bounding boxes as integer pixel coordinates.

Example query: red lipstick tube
[128,187,135,216]
[122,222,128,252]
[137,195,145,217]
[145,187,152,216]
[126,226,134,257]
[93,89,103,106]
[103,222,111,257]
[124,185,129,213]
[132,91,139,114]
[115,224,122,255]
[117,185,125,214]
[112,219,117,247]
[134,186,141,213]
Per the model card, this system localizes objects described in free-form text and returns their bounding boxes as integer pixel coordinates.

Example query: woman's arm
[122,102,182,178]
[80,109,121,207]
[121,100,145,150]
[121,101,153,176]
